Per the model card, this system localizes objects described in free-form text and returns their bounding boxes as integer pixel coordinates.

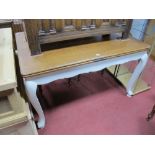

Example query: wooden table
[16,32,150,128]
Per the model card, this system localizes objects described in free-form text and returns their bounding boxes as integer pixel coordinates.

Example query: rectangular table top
[0,28,17,91]
[16,32,150,78]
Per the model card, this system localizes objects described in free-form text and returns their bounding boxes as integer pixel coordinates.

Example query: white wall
[130,19,148,40]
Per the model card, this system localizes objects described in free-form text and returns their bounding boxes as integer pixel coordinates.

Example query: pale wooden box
[0,28,37,134]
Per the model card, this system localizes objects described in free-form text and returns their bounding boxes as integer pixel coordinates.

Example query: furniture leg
[146,104,155,121]
[24,81,45,128]
[114,65,119,76]
[126,53,148,96]
[115,64,120,77]
[68,78,72,87]
[77,75,81,81]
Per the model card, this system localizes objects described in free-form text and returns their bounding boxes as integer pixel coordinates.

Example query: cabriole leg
[127,53,148,96]
[25,81,45,128]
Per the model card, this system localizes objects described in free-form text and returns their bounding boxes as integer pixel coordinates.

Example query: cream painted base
[24,51,149,128]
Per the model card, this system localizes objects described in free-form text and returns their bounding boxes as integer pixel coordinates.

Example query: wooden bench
[16,32,150,128]
[23,19,132,55]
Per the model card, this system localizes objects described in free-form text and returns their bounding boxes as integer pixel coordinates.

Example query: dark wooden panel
[41,19,50,32]
[39,25,127,44]
[23,19,132,55]
[55,19,64,32]
[95,19,102,28]
[65,19,72,26]
[24,19,41,55]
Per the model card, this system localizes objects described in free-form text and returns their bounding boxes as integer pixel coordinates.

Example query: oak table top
[16,32,150,78]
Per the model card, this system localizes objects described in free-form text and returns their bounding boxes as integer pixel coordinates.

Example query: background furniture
[143,20,155,60]
[0,27,37,134]
[23,19,132,55]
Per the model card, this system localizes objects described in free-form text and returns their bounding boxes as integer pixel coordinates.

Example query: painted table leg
[25,81,45,128]
[127,53,148,96]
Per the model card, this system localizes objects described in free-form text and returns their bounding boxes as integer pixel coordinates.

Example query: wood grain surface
[16,32,150,78]
[0,28,17,91]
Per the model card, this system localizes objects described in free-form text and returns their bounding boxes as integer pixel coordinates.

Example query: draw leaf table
[16,32,150,128]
